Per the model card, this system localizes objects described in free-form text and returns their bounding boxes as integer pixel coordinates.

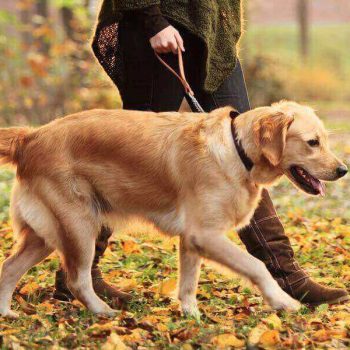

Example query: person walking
[53,0,348,306]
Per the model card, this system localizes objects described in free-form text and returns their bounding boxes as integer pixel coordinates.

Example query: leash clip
[154,47,204,113]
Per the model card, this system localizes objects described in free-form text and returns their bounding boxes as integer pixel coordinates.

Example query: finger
[174,31,185,52]
[158,39,171,54]
[169,39,178,54]
[150,39,160,51]
[153,44,165,54]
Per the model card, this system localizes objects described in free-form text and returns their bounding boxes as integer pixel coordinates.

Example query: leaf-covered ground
[0,108,350,349]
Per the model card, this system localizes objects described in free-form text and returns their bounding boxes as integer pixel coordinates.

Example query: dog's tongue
[311,178,326,196]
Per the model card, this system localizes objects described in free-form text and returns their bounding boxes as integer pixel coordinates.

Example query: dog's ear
[253,110,294,166]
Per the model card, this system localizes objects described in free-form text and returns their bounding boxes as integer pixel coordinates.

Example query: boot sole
[305,294,350,307]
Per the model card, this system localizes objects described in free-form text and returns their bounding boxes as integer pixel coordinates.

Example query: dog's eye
[307,139,320,147]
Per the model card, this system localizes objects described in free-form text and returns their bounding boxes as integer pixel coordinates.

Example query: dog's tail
[0,127,31,166]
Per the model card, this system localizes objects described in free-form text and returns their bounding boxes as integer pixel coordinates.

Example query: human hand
[149,25,185,54]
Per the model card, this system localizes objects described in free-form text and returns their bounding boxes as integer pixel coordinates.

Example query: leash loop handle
[154,46,194,96]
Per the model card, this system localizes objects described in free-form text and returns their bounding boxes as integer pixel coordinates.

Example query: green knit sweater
[92,0,242,93]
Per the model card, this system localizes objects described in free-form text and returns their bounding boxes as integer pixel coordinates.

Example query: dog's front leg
[184,229,301,311]
[178,236,201,320]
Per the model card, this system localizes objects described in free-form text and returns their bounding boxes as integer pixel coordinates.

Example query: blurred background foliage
[0,0,349,125]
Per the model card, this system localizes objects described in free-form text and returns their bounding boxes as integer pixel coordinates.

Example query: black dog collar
[230,110,254,172]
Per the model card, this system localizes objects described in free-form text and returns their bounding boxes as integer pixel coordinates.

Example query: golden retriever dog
[0,101,347,318]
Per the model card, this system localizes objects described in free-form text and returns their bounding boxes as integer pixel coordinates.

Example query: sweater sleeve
[140,5,170,39]
[123,4,170,40]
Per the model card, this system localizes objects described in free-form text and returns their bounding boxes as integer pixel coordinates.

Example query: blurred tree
[61,6,75,41]
[35,0,50,54]
[297,0,310,59]
[19,0,33,48]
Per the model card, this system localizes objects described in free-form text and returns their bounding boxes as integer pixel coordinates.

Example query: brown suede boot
[238,189,349,306]
[53,225,131,304]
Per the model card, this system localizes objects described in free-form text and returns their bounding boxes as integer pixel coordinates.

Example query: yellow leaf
[72,299,84,308]
[140,315,159,324]
[107,270,122,279]
[38,301,54,313]
[37,272,49,282]
[89,321,121,333]
[121,328,146,343]
[121,240,140,254]
[19,281,40,295]
[207,272,217,281]
[248,324,268,345]
[331,217,342,226]
[118,278,138,291]
[262,314,283,331]
[197,289,211,299]
[151,307,171,315]
[181,344,193,350]
[211,334,245,348]
[0,329,20,336]
[158,278,177,296]
[157,323,168,332]
[312,329,330,342]
[234,312,249,321]
[259,330,280,347]
[102,332,129,350]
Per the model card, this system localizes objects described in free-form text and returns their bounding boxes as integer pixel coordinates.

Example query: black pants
[119,18,250,114]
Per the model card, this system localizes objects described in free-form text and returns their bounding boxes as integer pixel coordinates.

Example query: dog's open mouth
[290,166,326,196]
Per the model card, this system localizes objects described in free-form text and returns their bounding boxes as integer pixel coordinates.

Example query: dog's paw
[270,294,301,312]
[0,309,20,319]
[95,307,118,317]
[181,302,201,322]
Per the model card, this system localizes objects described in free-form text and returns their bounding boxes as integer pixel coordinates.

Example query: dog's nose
[336,165,348,178]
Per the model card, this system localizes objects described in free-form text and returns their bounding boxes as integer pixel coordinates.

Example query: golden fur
[0,101,346,318]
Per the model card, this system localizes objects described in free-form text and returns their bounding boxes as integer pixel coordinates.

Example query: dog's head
[250,101,347,196]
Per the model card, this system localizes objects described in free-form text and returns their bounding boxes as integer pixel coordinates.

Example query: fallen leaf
[262,313,284,331]
[89,321,119,332]
[15,295,36,315]
[102,332,129,350]
[181,344,193,350]
[248,324,268,345]
[19,281,40,295]
[158,278,177,296]
[312,329,330,342]
[211,334,245,348]
[157,323,168,332]
[171,327,199,341]
[121,240,140,254]
[118,279,138,291]
[121,328,147,343]
[0,329,20,336]
[151,307,171,315]
[37,301,54,314]
[37,271,49,282]
[259,330,280,347]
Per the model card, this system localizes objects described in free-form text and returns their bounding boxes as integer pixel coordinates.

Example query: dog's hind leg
[0,225,53,318]
[60,232,116,316]
[178,236,201,319]
[55,207,117,316]
[31,177,117,315]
